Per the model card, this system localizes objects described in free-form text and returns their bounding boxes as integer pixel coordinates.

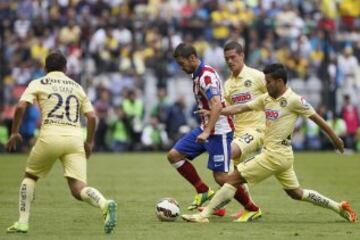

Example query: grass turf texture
[0,152,359,240]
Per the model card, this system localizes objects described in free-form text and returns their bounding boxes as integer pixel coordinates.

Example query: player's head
[45,52,67,73]
[224,41,244,75]
[173,43,199,74]
[263,63,287,98]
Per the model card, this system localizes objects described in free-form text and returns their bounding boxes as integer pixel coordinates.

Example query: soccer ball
[155,198,180,222]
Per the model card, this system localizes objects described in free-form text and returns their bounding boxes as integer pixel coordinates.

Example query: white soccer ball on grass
[155,198,180,222]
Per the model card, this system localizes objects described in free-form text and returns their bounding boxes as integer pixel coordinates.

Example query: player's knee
[167,151,175,163]
[24,172,39,181]
[285,188,303,200]
[226,170,244,188]
[231,143,242,159]
[214,175,227,186]
[67,178,85,201]
[167,149,181,163]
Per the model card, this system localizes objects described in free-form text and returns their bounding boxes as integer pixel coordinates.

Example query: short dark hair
[263,63,287,84]
[45,52,67,72]
[224,41,244,54]
[173,43,197,58]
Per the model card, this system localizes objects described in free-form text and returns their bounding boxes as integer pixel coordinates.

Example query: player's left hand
[333,137,344,153]
[196,131,210,143]
[5,133,23,152]
[84,141,94,159]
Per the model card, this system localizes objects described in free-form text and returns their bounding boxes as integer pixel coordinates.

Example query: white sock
[302,189,340,213]
[201,183,236,218]
[18,178,36,224]
[80,187,107,210]
[171,160,185,169]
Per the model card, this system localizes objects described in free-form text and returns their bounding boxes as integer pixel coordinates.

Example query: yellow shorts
[26,134,87,183]
[237,151,300,189]
[232,129,264,165]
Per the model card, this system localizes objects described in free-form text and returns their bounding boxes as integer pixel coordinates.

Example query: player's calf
[285,188,303,200]
[67,177,86,201]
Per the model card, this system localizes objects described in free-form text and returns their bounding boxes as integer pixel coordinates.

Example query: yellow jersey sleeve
[80,88,94,114]
[246,93,266,111]
[291,96,316,118]
[20,81,38,104]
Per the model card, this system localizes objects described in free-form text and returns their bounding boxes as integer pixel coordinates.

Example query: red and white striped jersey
[192,62,234,135]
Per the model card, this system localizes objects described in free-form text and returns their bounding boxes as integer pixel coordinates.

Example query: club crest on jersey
[265,109,280,120]
[300,97,310,109]
[232,92,251,103]
[280,99,287,107]
[244,80,252,87]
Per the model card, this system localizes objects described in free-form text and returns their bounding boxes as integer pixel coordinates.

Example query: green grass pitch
[0,152,359,240]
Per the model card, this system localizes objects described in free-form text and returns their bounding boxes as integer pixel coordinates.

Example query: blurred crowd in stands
[0,0,359,153]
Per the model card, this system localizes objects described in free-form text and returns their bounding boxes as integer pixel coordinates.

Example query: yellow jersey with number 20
[20,71,94,137]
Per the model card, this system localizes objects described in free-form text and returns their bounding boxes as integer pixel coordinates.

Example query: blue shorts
[173,127,233,172]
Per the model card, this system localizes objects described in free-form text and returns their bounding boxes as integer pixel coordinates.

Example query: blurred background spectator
[19,104,40,152]
[341,94,359,150]
[109,105,131,152]
[0,0,359,152]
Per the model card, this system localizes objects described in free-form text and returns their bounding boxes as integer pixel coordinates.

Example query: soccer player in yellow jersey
[182,63,357,223]
[222,41,266,221]
[6,52,117,234]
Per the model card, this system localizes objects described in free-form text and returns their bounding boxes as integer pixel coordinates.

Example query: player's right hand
[194,109,210,116]
[5,133,23,152]
[84,141,94,159]
[333,137,344,153]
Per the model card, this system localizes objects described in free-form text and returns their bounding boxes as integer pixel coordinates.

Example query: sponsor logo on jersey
[40,78,79,87]
[265,109,280,120]
[232,92,251,103]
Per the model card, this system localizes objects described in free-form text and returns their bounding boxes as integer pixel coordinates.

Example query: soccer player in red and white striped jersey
[167,43,257,214]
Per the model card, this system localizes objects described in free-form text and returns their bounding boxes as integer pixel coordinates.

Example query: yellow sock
[18,178,36,224]
[201,183,236,218]
[80,187,107,210]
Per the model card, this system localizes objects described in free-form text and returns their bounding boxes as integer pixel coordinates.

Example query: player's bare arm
[221,104,251,116]
[196,103,251,117]
[5,101,29,151]
[84,111,97,159]
[309,113,344,153]
[196,96,222,143]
